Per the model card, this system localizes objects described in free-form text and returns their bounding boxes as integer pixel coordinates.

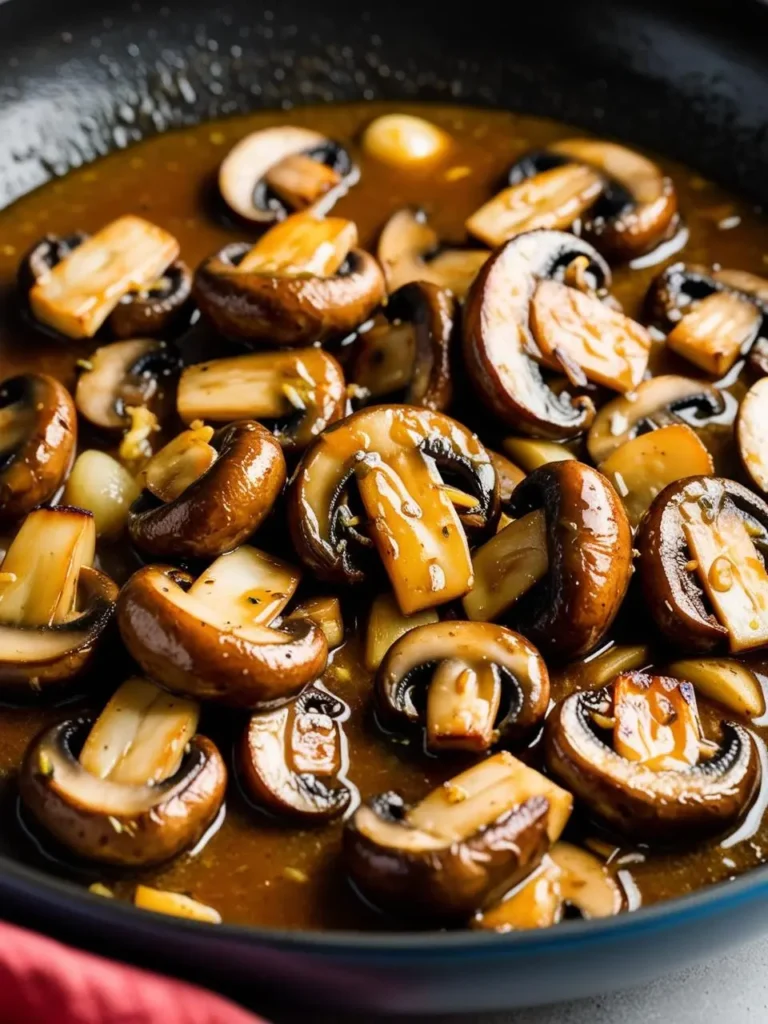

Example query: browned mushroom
[194,211,384,347]
[488,450,526,505]
[463,230,611,439]
[737,377,768,494]
[474,842,625,931]
[21,217,187,341]
[117,545,328,708]
[19,677,226,866]
[128,420,286,560]
[377,208,488,299]
[586,375,726,465]
[638,476,768,653]
[218,126,357,224]
[545,671,760,840]
[351,282,455,411]
[343,751,572,920]
[375,621,549,752]
[288,405,499,614]
[239,683,355,821]
[177,348,346,453]
[488,461,632,660]
[0,374,76,523]
[648,263,768,377]
[75,339,180,432]
[0,506,117,693]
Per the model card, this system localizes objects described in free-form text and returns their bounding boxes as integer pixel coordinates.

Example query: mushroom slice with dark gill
[495,461,632,661]
[194,210,384,346]
[19,677,226,866]
[288,404,499,614]
[737,377,768,495]
[474,842,625,931]
[638,476,768,653]
[586,374,726,465]
[375,620,549,753]
[545,671,760,841]
[343,751,572,921]
[0,373,76,523]
[0,507,117,693]
[545,138,680,260]
[177,348,346,453]
[239,682,355,821]
[463,230,611,439]
[75,339,180,432]
[24,216,182,340]
[128,419,286,560]
[218,126,357,224]
[377,208,488,299]
[117,544,328,708]
[648,262,768,377]
[351,282,455,411]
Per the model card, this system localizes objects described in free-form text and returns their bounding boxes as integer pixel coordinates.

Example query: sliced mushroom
[351,282,455,411]
[547,139,679,259]
[25,216,181,340]
[586,375,726,464]
[0,374,76,523]
[638,476,768,653]
[343,751,572,920]
[364,591,439,672]
[177,349,346,453]
[463,230,611,439]
[75,339,180,432]
[466,163,604,248]
[599,423,714,529]
[288,405,499,614]
[376,620,550,752]
[128,420,286,560]
[667,658,765,719]
[239,682,354,821]
[503,461,632,660]
[474,842,624,931]
[107,260,193,340]
[19,690,226,865]
[737,377,768,494]
[377,208,488,299]
[545,672,760,840]
[362,114,452,168]
[218,126,356,224]
[0,507,117,692]
[194,212,385,347]
[117,546,328,708]
[286,596,344,649]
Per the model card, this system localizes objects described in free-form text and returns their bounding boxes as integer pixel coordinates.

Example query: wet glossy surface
[2,101,768,930]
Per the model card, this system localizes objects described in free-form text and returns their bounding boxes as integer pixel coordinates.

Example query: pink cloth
[0,920,263,1024]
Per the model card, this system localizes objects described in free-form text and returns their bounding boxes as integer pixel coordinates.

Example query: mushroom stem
[138,424,218,504]
[425,659,502,752]
[237,211,357,277]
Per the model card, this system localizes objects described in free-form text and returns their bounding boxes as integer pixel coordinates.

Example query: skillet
[1,0,768,1013]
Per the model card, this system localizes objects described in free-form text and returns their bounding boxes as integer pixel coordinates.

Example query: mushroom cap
[0,374,77,523]
[106,259,193,340]
[386,282,455,411]
[647,261,768,329]
[20,716,226,866]
[505,460,633,661]
[117,564,328,709]
[128,420,286,560]
[463,229,610,439]
[193,242,385,347]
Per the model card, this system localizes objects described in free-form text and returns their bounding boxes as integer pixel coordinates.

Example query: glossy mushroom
[218,126,357,224]
[177,348,346,453]
[117,545,328,708]
[194,212,385,347]
[375,621,550,752]
[343,751,572,920]
[128,420,286,560]
[500,461,632,660]
[0,373,76,523]
[638,476,768,653]
[19,678,226,865]
[737,377,768,494]
[351,282,455,411]
[288,405,499,614]
[239,683,355,821]
[463,230,611,439]
[545,672,760,840]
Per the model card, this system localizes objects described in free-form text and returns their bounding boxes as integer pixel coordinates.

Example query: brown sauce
[1,101,768,930]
